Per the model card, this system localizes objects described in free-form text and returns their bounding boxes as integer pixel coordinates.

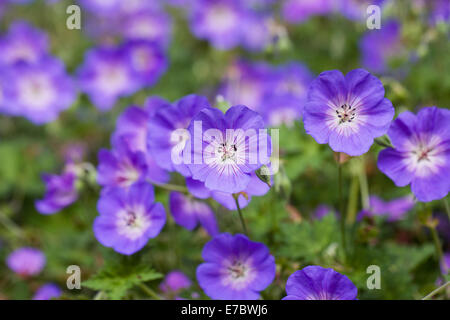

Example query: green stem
[422,281,449,300]
[233,194,248,236]
[338,160,347,260]
[430,226,443,268]
[358,158,370,210]
[0,211,25,239]
[138,283,161,300]
[443,198,450,221]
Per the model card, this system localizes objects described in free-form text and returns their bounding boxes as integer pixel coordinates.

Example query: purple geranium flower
[196,233,275,300]
[283,266,358,300]
[357,195,415,221]
[184,105,271,194]
[77,46,140,111]
[33,283,62,300]
[35,171,78,215]
[378,107,450,202]
[169,191,219,236]
[189,0,243,50]
[0,20,48,66]
[97,138,148,190]
[1,57,75,123]
[360,20,402,73]
[111,103,170,184]
[220,60,271,112]
[220,60,313,126]
[147,94,211,176]
[281,0,333,24]
[303,69,395,156]
[6,247,46,277]
[121,7,172,48]
[123,40,167,87]
[94,182,166,255]
[160,270,192,294]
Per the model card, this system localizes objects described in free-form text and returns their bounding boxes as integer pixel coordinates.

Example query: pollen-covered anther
[335,104,356,124]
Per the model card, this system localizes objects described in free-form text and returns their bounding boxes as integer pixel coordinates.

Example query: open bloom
[147,94,211,176]
[303,69,394,156]
[77,46,139,111]
[0,20,48,65]
[1,57,76,123]
[123,40,167,87]
[196,233,275,300]
[33,283,62,300]
[184,105,271,194]
[283,266,358,300]
[7,247,46,277]
[97,138,148,190]
[35,171,78,215]
[93,182,166,255]
[378,107,450,202]
[169,191,219,236]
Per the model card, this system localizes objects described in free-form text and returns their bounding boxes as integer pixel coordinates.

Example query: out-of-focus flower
[357,195,415,221]
[32,283,62,300]
[123,40,167,87]
[147,94,211,176]
[190,0,243,50]
[313,204,336,220]
[220,60,313,127]
[169,191,219,236]
[77,46,140,111]
[427,0,450,25]
[111,103,170,184]
[196,233,275,299]
[97,138,148,190]
[189,0,271,51]
[283,266,358,300]
[336,0,386,21]
[281,0,333,24]
[0,57,76,124]
[360,20,402,73]
[0,21,48,66]
[160,270,192,294]
[303,69,395,156]
[6,247,46,277]
[35,171,78,215]
[184,105,271,194]
[122,8,172,48]
[78,0,121,15]
[378,107,450,202]
[94,182,166,255]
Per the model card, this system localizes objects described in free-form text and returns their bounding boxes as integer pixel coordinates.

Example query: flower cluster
[0,21,75,124]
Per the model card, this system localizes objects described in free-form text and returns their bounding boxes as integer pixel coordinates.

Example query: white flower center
[116,206,151,240]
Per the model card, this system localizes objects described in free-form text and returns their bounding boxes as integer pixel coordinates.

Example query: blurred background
[0,0,449,300]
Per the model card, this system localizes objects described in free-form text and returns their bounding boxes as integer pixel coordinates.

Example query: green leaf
[83,259,162,299]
